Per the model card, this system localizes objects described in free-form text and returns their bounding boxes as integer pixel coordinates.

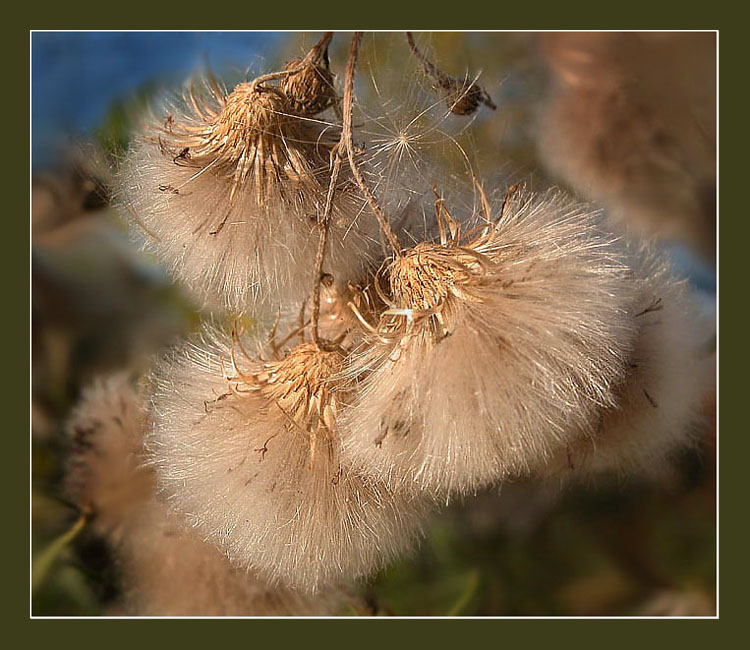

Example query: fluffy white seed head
[148,328,428,592]
[65,373,341,616]
[340,187,638,498]
[541,244,714,480]
[117,71,377,313]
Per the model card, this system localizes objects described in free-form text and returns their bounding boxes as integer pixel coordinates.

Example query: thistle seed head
[64,374,152,541]
[157,82,325,204]
[119,500,343,616]
[341,187,640,497]
[540,243,714,481]
[65,373,340,615]
[121,61,375,312]
[148,328,429,592]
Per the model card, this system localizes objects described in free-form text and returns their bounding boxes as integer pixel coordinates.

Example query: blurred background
[31,31,716,616]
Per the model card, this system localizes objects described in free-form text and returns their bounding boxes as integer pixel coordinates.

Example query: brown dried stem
[341,32,402,256]
[310,151,343,351]
[311,31,402,350]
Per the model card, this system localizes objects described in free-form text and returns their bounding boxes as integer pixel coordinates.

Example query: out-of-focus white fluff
[65,373,335,616]
[117,500,341,616]
[65,373,152,542]
[535,32,716,261]
[340,188,638,498]
[541,244,714,480]
[147,328,428,593]
[117,80,377,314]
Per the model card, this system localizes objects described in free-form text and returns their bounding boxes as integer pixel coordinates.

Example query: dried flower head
[148,325,428,592]
[119,37,376,312]
[541,244,714,480]
[159,82,316,208]
[340,185,638,498]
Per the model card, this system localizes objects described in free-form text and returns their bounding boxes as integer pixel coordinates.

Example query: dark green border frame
[17,0,734,643]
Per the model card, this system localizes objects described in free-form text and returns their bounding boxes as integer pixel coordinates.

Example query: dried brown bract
[375,186,497,342]
[224,327,347,465]
[248,342,343,426]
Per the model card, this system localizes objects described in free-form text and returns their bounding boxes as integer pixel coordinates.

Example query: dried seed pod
[541,244,714,480]
[160,83,309,207]
[118,66,375,313]
[406,32,496,116]
[148,326,428,592]
[340,186,638,498]
[281,32,338,117]
[448,86,495,116]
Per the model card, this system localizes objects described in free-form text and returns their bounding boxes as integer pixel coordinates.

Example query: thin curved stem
[310,151,342,350]
[341,32,402,256]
